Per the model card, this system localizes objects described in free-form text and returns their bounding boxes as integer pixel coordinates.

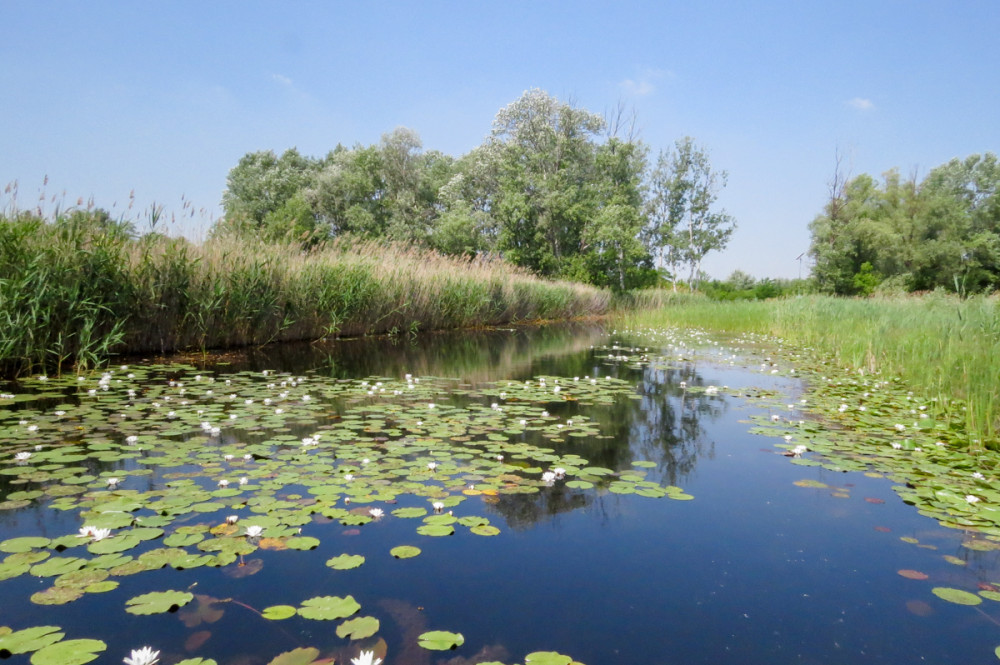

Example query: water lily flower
[496,454,504,461]
[362,458,370,465]
[245,525,263,538]
[78,526,97,538]
[91,528,112,541]
[427,462,437,471]
[553,467,566,478]
[239,476,249,485]
[369,508,384,519]
[973,472,985,481]
[541,471,556,483]
[243,453,253,461]
[791,445,808,457]
[123,646,160,665]
[223,454,234,461]
[770,414,781,422]
[966,495,981,504]
[432,501,445,513]
[894,424,906,432]
[891,442,902,450]
[351,650,382,665]
[14,451,31,461]
[106,477,120,487]
[26,424,38,432]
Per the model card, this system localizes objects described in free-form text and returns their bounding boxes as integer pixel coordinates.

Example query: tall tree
[219,148,321,238]
[644,138,735,290]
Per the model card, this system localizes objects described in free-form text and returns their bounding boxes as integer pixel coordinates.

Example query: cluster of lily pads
[0,362,690,664]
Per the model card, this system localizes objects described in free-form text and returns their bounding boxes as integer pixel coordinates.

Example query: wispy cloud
[619,68,671,97]
[846,97,874,111]
[271,73,294,88]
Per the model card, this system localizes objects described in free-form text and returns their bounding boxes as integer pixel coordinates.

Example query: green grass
[623,294,1000,449]
[0,210,610,376]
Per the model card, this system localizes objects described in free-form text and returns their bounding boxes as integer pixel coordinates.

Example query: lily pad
[336,615,380,640]
[29,638,106,665]
[298,595,360,620]
[525,652,573,665]
[931,587,983,606]
[0,626,65,655]
[417,630,464,650]
[261,605,298,620]
[125,590,195,615]
[416,524,454,537]
[390,545,421,559]
[267,647,321,665]
[326,554,365,570]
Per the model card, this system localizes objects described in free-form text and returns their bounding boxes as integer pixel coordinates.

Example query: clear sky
[3,1,997,279]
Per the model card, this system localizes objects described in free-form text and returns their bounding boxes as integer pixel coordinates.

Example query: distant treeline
[214,89,736,292]
[809,153,1000,295]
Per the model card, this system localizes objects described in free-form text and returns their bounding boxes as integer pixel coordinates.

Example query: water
[1,324,998,665]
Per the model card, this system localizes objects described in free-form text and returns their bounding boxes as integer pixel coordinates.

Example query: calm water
[2,324,999,665]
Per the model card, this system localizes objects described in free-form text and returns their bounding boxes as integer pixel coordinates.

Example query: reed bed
[625,294,1000,447]
[0,212,610,376]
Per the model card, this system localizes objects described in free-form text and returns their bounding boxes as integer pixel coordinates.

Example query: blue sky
[2,1,997,279]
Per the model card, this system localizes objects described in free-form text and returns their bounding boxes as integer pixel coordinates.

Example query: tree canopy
[216,89,735,291]
[809,153,1000,295]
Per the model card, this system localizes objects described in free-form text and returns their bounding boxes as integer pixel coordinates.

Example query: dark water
[2,324,999,665]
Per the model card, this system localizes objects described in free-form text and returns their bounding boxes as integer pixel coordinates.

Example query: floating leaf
[30,586,84,605]
[298,595,360,620]
[931,587,982,606]
[0,536,51,553]
[336,615,380,640]
[470,525,501,536]
[326,554,365,570]
[125,590,194,615]
[897,569,929,580]
[286,536,320,550]
[390,546,421,559]
[267,647,320,665]
[416,524,454,537]
[262,605,297,620]
[29,638,106,665]
[418,630,464,650]
[0,626,64,655]
[525,652,573,665]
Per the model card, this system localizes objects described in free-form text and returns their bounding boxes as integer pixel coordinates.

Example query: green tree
[219,148,320,236]
[644,138,735,290]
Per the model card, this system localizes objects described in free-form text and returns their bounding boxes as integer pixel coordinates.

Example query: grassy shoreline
[0,212,611,377]
[623,294,1000,448]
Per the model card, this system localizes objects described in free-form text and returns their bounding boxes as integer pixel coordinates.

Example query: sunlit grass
[0,210,610,376]
[623,294,1000,449]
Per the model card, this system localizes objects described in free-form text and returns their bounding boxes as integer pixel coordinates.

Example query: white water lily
[14,451,31,461]
[369,508,384,519]
[217,479,229,487]
[427,462,437,471]
[891,442,902,450]
[226,515,239,524]
[344,474,354,481]
[553,467,566,478]
[239,476,249,485]
[791,445,808,457]
[973,471,986,481]
[351,649,382,665]
[432,501,445,513]
[541,471,556,483]
[106,477,120,486]
[125,435,139,444]
[78,526,97,538]
[123,646,160,665]
[966,495,981,504]
[245,525,264,538]
[894,424,906,431]
[91,528,112,541]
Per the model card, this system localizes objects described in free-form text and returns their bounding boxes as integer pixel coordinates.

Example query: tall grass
[0,211,610,376]
[624,294,1000,447]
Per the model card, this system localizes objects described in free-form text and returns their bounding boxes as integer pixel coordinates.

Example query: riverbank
[622,294,1000,449]
[0,212,611,377]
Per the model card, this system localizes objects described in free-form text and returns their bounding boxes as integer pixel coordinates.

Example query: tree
[645,138,735,290]
[219,148,320,236]
[481,89,606,277]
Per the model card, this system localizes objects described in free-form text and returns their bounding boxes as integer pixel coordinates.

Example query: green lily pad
[336,615,380,640]
[416,524,454,537]
[470,525,501,536]
[262,605,298,620]
[267,648,320,665]
[390,545,421,559]
[418,630,464,650]
[29,638,106,665]
[0,536,51,553]
[298,595,360,620]
[286,536,320,550]
[0,626,65,655]
[326,554,365,570]
[125,590,195,614]
[392,507,428,518]
[525,652,574,665]
[30,586,84,605]
[176,659,218,665]
[931,587,983,606]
